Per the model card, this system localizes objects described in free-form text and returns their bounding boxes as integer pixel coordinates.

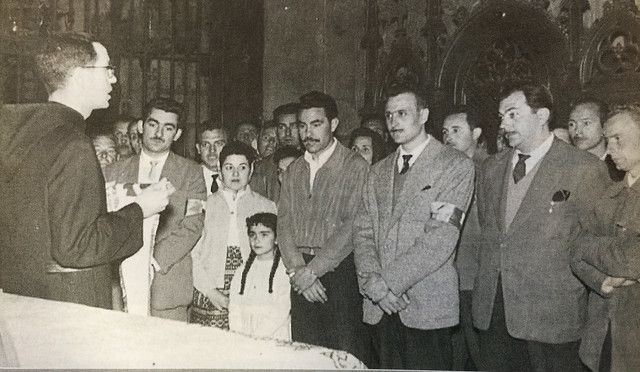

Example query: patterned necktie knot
[512,154,531,184]
[399,154,413,175]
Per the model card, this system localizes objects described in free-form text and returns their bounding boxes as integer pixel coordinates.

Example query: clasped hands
[601,275,639,295]
[358,271,409,315]
[290,266,327,303]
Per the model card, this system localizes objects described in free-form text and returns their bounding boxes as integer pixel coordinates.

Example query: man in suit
[571,104,640,371]
[442,106,487,370]
[251,119,280,202]
[195,120,227,196]
[105,97,206,321]
[0,33,171,309]
[353,83,474,370]
[472,83,609,371]
[568,98,625,181]
[278,91,370,363]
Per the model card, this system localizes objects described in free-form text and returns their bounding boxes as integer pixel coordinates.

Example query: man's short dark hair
[260,119,278,135]
[444,105,479,130]
[34,33,97,94]
[196,119,226,142]
[500,82,554,113]
[219,140,257,168]
[383,82,427,108]
[571,97,609,126]
[144,97,183,128]
[299,91,338,121]
[273,102,301,121]
[273,145,303,165]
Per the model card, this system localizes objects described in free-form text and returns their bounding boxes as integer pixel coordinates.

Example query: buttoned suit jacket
[354,138,475,330]
[472,138,609,343]
[571,180,640,371]
[104,152,206,310]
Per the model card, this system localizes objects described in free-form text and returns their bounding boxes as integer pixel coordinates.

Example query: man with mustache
[0,33,172,309]
[568,98,624,181]
[278,91,370,364]
[472,83,609,371]
[105,97,206,321]
[195,120,227,196]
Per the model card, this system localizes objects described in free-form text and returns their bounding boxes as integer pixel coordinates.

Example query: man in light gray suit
[472,83,609,371]
[353,83,474,370]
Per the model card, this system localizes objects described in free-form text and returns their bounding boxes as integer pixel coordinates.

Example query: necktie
[211,174,219,194]
[148,161,159,182]
[399,154,412,175]
[512,154,530,184]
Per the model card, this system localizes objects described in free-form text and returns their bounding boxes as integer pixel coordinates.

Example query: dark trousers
[452,290,480,370]
[368,312,453,370]
[478,277,586,372]
[291,253,371,366]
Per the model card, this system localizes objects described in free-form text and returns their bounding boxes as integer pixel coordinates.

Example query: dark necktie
[512,154,531,184]
[211,174,219,194]
[399,154,412,175]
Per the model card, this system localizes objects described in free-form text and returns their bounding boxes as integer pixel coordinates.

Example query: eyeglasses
[80,65,116,77]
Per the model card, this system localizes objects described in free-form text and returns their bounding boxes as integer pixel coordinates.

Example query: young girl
[191,141,277,329]
[229,213,291,341]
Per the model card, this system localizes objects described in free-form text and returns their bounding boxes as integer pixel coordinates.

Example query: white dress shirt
[396,135,431,170]
[202,165,221,196]
[138,150,170,183]
[304,137,338,192]
[511,134,554,175]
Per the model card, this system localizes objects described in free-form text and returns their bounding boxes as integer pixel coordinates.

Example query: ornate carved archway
[436,0,569,152]
[579,0,640,105]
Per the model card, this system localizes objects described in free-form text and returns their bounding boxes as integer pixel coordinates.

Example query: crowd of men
[1,32,639,371]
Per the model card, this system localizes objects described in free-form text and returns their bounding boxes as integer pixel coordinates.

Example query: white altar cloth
[0,293,365,369]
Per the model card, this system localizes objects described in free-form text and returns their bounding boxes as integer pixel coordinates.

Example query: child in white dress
[229,213,291,341]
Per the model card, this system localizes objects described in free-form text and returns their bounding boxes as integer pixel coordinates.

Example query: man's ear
[136,119,144,134]
[330,118,339,133]
[419,107,430,125]
[536,108,551,126]
[472,127,482,142]
[173,128,183,142]
[195,143,201,155]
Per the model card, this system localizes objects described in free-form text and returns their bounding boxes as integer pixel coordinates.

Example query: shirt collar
[221,185,250,203]
[397,135,430,169]
[140,149,170,170]
[304,137,338,167]
[512,134,554,168]
[201,164,219,177]
[626,172,639,188]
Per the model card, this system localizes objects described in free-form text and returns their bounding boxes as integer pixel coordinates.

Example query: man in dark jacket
[0,33,172,309]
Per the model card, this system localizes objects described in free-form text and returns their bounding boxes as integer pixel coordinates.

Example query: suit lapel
[496,150,513,234]
[160,152,176,182]
[385,140,440,233]
[376,155,396,243]
[507,140,564,235]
